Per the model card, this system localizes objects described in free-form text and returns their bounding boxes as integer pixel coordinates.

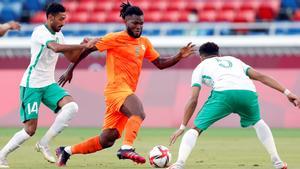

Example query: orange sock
[123,115,143,146]
[71,136,102,154]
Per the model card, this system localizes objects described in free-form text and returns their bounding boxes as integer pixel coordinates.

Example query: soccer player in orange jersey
[55,2,195,166]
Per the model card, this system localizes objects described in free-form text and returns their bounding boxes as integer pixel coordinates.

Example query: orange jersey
[95,31,159,93]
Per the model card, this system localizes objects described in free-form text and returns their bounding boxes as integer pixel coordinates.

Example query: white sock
[39,102,78,146]
[121,145,133,150]
[64,146,72,155]
[253,119,282,163]
[0,129,31,158]
[176,129,199,165]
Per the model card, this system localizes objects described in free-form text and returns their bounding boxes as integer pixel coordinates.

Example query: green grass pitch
[0,128,299,169]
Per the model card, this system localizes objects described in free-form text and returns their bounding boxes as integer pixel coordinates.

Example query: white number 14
[27,102,38,115]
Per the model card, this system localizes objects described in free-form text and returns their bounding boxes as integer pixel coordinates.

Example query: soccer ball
[149,145,172,168]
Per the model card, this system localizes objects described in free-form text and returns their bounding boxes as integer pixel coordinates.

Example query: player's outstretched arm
[248,68,300,108]
[58,41,98,87]
[152,42,195,69]
[169,86,201,145]
[47,40,96,62]
[0,21,21,37]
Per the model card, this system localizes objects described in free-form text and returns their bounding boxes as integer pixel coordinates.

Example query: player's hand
[8,21,21,30]
[80,37,90,45]
[58,69,73,87]
[178,42,196,59]
[169,129,184,146]
[286,93,300,108]
[83,38,100,49]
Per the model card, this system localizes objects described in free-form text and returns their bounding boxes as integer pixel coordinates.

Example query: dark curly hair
[120,1,143,20]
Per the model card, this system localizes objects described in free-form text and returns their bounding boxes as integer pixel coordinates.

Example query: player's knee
[136,113,145,120]
[102,140,116,148]
[100,136,117,148]
[100,129,119,148]
[63,102,78,113]
[24,126,36,136]
[59,102,78,121]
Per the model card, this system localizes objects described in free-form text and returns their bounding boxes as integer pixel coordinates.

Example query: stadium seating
[23,0,283,23]
[87,12,107,23]
[293,9,300,20]
[2,0,300,37]
[30,11,46,23]
[215,10,235,22]
[257,1,281,21]
[198,10,217,22]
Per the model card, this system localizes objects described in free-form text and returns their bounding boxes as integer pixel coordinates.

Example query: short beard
[127,29,141,38]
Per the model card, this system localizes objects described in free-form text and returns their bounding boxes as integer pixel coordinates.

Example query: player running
[55,1,195,167]
[0,3,95,168]
[168,42,300,169]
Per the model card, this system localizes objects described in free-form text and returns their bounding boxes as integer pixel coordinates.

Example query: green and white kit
[19,25,69,122]
[191,56,260,130]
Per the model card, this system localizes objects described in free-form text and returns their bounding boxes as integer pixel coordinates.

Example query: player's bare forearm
[0,21,20,36]
[259,75,285,93]
[248,68,285,93]
[182,87,200,126]
[248,68,300,107]
[151,55,181,69]
[152,42,195,69]
[48,42,88,53]
[0,23,11,36]
[70,46,97,70]
[182,99,198,126]
[63,48,84,62]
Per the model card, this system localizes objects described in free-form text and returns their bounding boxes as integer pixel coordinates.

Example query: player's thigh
[20,86,42,123]
[120,94,145,118]
[194,91,232,131]
[57,95,74,108]
[235,91,261,127]
[42,83,70,113]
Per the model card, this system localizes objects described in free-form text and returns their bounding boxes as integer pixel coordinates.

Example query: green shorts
[20,83,69,122]
[194,90,261,131]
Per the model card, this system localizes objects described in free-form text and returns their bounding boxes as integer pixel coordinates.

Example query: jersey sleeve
[240,60,251,76]
[95,33,116,52]
[144,38,159,62]
[191,65,202,88]
[32,28,56,47]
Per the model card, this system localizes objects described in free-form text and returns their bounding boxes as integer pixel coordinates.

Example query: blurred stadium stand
[1,0,300,68]
[1,0,300,35]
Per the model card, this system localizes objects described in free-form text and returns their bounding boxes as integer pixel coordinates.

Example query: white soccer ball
[149,145,172,168]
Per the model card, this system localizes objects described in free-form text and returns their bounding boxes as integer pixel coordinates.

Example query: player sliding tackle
[0,3,96,168]
[167,42,300,169]
[55,1,195,167]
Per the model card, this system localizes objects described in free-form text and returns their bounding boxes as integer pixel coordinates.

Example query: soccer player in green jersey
[0,3,95,168]
[168,42,300,169]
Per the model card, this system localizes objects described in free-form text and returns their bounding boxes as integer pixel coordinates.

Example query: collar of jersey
[44,24,56,35]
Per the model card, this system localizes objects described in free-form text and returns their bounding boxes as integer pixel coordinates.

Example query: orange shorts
[102,89,133,138]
